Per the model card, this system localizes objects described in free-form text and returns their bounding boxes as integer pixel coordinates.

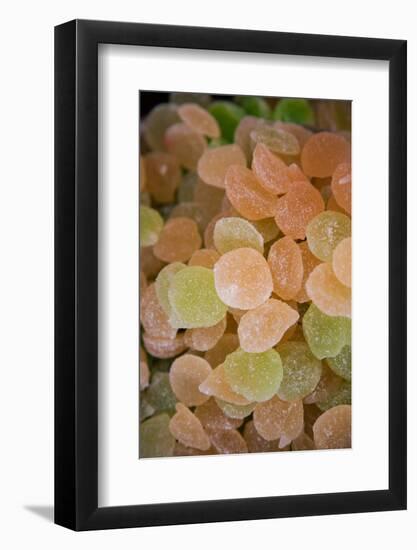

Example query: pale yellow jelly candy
[331,162,351,214]
[169,354,212,406]
[140,284,177,339]
[142,333,187,359]
[250,124,300,156]
[306,263,351,317]
[197,144,246,188]
[234,115,265,162]
[169,403,211,451]
[238,298,299,353]
[306,211,351,263]
[250,218,280,243]
[251,143,291,194]
[313,404,351,449]
[295,241,322,303]
[204,212,230,250]
[287,163,310,183]
[332,237,351,287]
[184,317,227,352]
[199,363,251,405]
[253,396,304,442]
[209,429,248,454]
[178,103,220,138]
[225,165,279,221]
[213,217,264,254]
[243,420,285,453]
[214,248,273,310]
[195,398,242,431]
[144,152,181,204]
[301,132,351,178]
[204,333,239,367]
[267,237,303,300]
[140,246,165,279]
[153,217,202,263]
[273,121,313,149]
[215,398,256,420]
[140,206,164,247]
[155,262,186,317]
[164,122,207,171]
[188,248,220,269]
[143,103,180,151]
[275,181,325,240]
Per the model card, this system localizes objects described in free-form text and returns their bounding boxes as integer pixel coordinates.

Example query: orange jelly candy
[332,237,351,287]
[209,429,248,454]
[301,132,351,178]
[306,263,351,317]
[204,333,239,368]
[197,144,246,188]
[144,152,181,204]
[195,398,242,431]
[294,241,322,303]
[251,143,290,194]
[253,395,304,443]
[184,317,227,352]
[169,354,212,406]
[188,248,220,268]
[140,283,177,339]
[267,237,304,300]
[243,420,284,453]
[178,103,220,138]
[169,403,211,451]
[313,404,351,449]
[153,217,202,263]
[164,122,207,170]
[331,162,352,215]
[142,333,187,359]
[199,363,251,406]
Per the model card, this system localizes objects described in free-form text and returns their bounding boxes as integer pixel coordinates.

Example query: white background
[0,0,415,548]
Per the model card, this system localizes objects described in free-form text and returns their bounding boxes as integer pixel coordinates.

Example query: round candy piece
[199,363,251,405]
[140,206,163,247]
[331,162,351,214]
[169,403,211,451]
[272,98,315,125]
[253,395,304,442]
[273,121,313,149]
[250,124,300,156]
[223,348,283,402]
[332,237,351,287]
[144,152,181,204]
[140,414,175,458]
[153,217,202,263]
[145,372,177,414]
[238,299,299,353]
[164,122,207,170]
[215,398,256,420]
[326,345,351,381]
[243,420,284,453]
[195,398,242,431]
[169,202,206,233]
[140,283,177,339]
[209,429,248,454]
[213,217,264,254]
[142,333,187,359]
[169,354,212,406]
[251,143,291,194]
[178,103,220,138]
[194,180,226,223]
[267,237,303,300]
[184,317,227,352]
[306,263,351,317]
[168,266,227,329]
[313,404,351,449]
[155,262,186,318]
[276,341,322,401]
[275,181,325,240]
[197,144,246,188]
[214,248,272,310]
[294,241,322,303]
[236,96,271,118]
[204,333,239,368]
[141,246,165,279]
[302,304,351,359]
[306,211,351,262]
[234,115,264,162]
[188,248,220,269]
[208,101,245,142]
[301,132,351,178]
[143,103,180,151]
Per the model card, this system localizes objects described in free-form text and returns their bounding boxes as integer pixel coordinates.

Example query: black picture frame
[55,19,407,531]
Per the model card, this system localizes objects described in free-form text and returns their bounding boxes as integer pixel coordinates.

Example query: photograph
[139,91,352,458]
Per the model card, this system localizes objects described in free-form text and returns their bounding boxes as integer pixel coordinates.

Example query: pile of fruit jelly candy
[139,94,352,458]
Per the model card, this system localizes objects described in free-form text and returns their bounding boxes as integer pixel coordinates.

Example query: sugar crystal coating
[215,398,256,419]
[195,398,242,431]
[302,304,351,359]
[143,333,187,359]
[155,262,186,318]
[267,237,304,300]
[276,341,322,401]
[243,420,284,453]
[234,115,265,162]
[214,217,264,254]
[250,124,300,156]
[197,144,246,188]
[169,354,212,406]
[209,428,248,454]
[273,121,313,149]
[184,317,227,351]
[199,363,251,405]
[251,143,291,194]
[154,217,202,263]
[301,132,351,178]
[313,404,351,449]
[140,206,164,247]
[178,103,220,138]
[332,237,351,287]
[164,122,207,170]
[253,395,303,442]
[188,248,220,269]
[306,211,351,263]
[326,345,351,381]
[140,414,175,458]
[140,284,177,339]
[169,403,211,451]
[331,162,351,214]
[306,263,351,317]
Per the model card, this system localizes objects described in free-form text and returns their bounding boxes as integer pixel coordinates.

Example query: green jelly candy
[215,398,256,419]
[236,96,271,119]
[277,341,322,401]
[326,345,351,381]
[140,205,164,247]
[168,266,227,328]
[140,413,175,458]
[155,262,186,317]
[272,98,315,125]
[317,380,351,411]
[213,217,264,255]
[145,372,177,413]
[306,211,351,262]
[139,395,155,421]
[303,304,351,360]
[208,101,245,142]
[223,348,283,402]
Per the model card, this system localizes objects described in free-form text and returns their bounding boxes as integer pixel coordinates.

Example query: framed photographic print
[55,19,407,531]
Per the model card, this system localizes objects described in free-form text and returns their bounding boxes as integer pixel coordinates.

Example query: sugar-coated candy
[168,266,227,328]
[169,354,212,406]
[273,122,313,150]
[143,103,180,151]
[225,165,279,221]
[197,144,246,188]
[313,404,351,449]
[287,162,310,183]
[215,398,256,419]
[143,333,187,359]
[306,211,351,263]
[140,414,176,458]
[331,162,351,214]
[194,179,225,224]
[251,143,291,194]
[195,398,242,431]
[234,115,265,162]
[250,124,300,156]
[140,205,164,247]
[213,217,264,254]
[276,341,322,401]
[301,132,351,178]
[204,333,239,368]
[184,317,226,352]
[267,237,304,300]
[199,363,251,405]
[306,263,351,317]
[303,363,343,405]
[223,348,283,402]
[302,304,351,359]
[332,237,351,287]
[253,395,303,442]
[317,379,351,411]
[140,283,177,339]
[188,248,220,269]
[275,181,325,240]
[209,428,248,454]
[243,420,284,453]
[145,372,177,414]
[326,345,351,381]
[164,122,207,170]
[169,403,211,451]
[208,101,246,142]
[155,262,186,318]
[178,103,220,138]
[272,98,315,126]
[144,152,181,204]
[153,217,202,263]
[214,248,273,310]
[295,241,321,302]
[169,202,205,233]
[250,218,280,242]
[238,298,299,353]
[140,246,165,279]
[236,96,271,118]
